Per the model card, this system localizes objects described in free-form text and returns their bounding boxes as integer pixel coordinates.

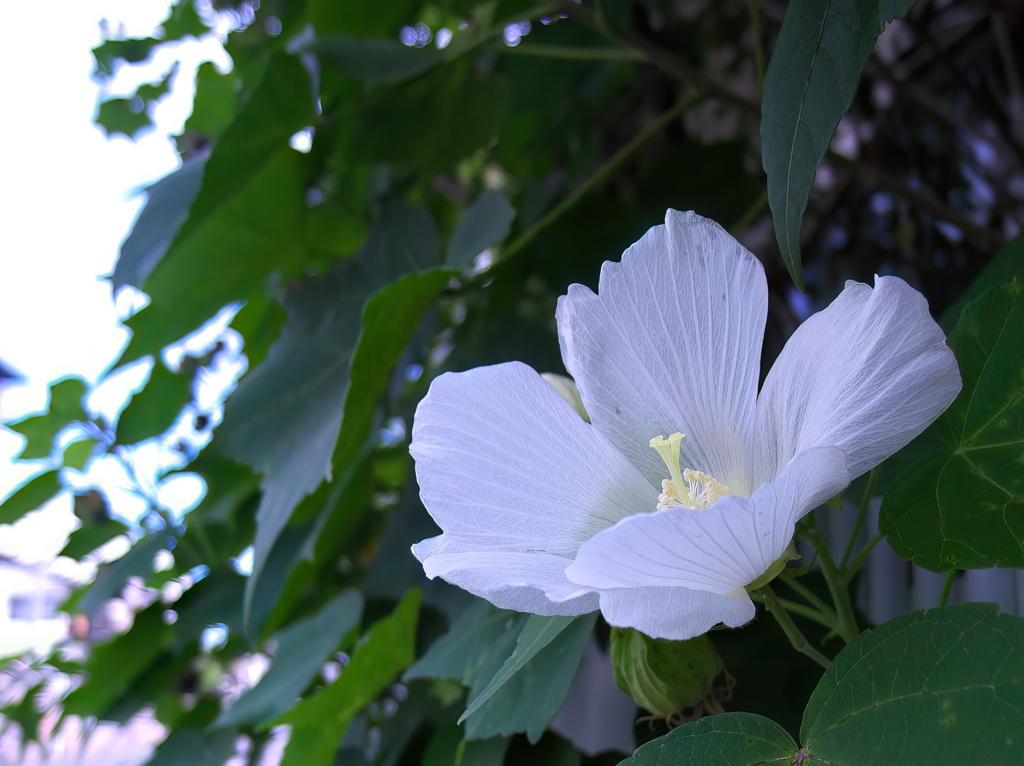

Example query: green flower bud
[610,628,723,717]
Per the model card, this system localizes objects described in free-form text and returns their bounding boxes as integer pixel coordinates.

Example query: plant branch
[778,573,839,625]
[557,1,759,114]
[840,467,879,573]
[938,570,957,607]
[504,43,643,61]
[805,524,859,644]
[503,93,705,260]
[759,584,831,669]
[844,531,885,583]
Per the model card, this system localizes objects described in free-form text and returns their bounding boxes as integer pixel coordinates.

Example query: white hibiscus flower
[410,210,961,641]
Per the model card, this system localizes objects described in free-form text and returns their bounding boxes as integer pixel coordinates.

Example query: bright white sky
[0,0,229,562]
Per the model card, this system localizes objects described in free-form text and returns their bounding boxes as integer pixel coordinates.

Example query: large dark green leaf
[113,157,207,292]
[446,190,517,269]
[462,613,596,743]
[274,590,420,766]
[116,359,194,444]
[214,589,363,727]
[941,233,1024,332]
[405,600,528,690]
[881,278,1024,570]
[762,0,908,288]
[63,603,174,718]
[148,729,237,766]
[619,713,797,766]
[182,62,237,141]
[66,531,174,619]
[0,471,62,525]
[211,202,445,622]
[121,52,316,362]
[800,604,1024,763]
[8,378,88,459]
[340,62,508,178]
[310,35,441,83]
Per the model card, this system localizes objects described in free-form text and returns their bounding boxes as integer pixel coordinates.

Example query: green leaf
[160,0,208,40]
[67,531,174,619]
[61,438,95,471]
[881,278,1024,570]
[116,359,194,444]
[60,519,128,560]
[147,728,237,766]
[880,0,917,21]
[941,233,1024,332]
[168,567,247,651]
[95,66,176,139]
[304,0,421,37]
[800,603,1024,763]
[446,190,517,268]
[341,62,508,177]
[121,51,316,362]
[310,35,442,83]
[113,157,206,292]
[0,471,62,525]
[93,38,159,76]
[619,713,797,765]
[405,600,528,689]
[182,62,237,140]
[761,0,896,289]
[8,377,88,459]
[214,589,363,727]
[63,603,174,718]
[210,202,443,623]
[274,590,420,766]
[461,614,587,722]
[462,613,597,743]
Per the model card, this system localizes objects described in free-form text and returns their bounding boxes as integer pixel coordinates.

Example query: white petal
[565,447,848,594]
[416,547,599,616]
[597,586,755,641]
[755,276,962,483]
[556,210,766,493]
[411,361,656,558]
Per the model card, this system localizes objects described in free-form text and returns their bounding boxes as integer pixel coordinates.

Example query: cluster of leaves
[3,0,1024,763]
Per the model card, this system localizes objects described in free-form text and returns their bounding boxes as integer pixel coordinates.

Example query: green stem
[840,467,880,574]
[844,531,885,583]
[503,43,643,60]
[503,92,704,260]
[806,525,859,644]
[938,570,957,607]
[749,592,835,629]
[778,574,839,625]
[759,585,831,669]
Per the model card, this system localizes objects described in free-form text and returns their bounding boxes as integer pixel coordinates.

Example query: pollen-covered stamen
[649,433,729,510]
[683,469,729,510]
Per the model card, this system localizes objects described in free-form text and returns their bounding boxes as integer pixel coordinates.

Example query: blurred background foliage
[2,0,1024,763]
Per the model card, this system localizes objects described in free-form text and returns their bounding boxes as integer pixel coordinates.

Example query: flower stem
[503,92,705,260]
[840,467,880,574]
[749,591,835,630]
[938,570,957,607]
[843,531,885,584]
[759,584,831,669]
[805,525,860,644]
[777,574,839,625]
[502,43,644,61]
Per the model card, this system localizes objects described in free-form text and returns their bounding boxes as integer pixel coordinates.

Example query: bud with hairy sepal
[610,627,723,716]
